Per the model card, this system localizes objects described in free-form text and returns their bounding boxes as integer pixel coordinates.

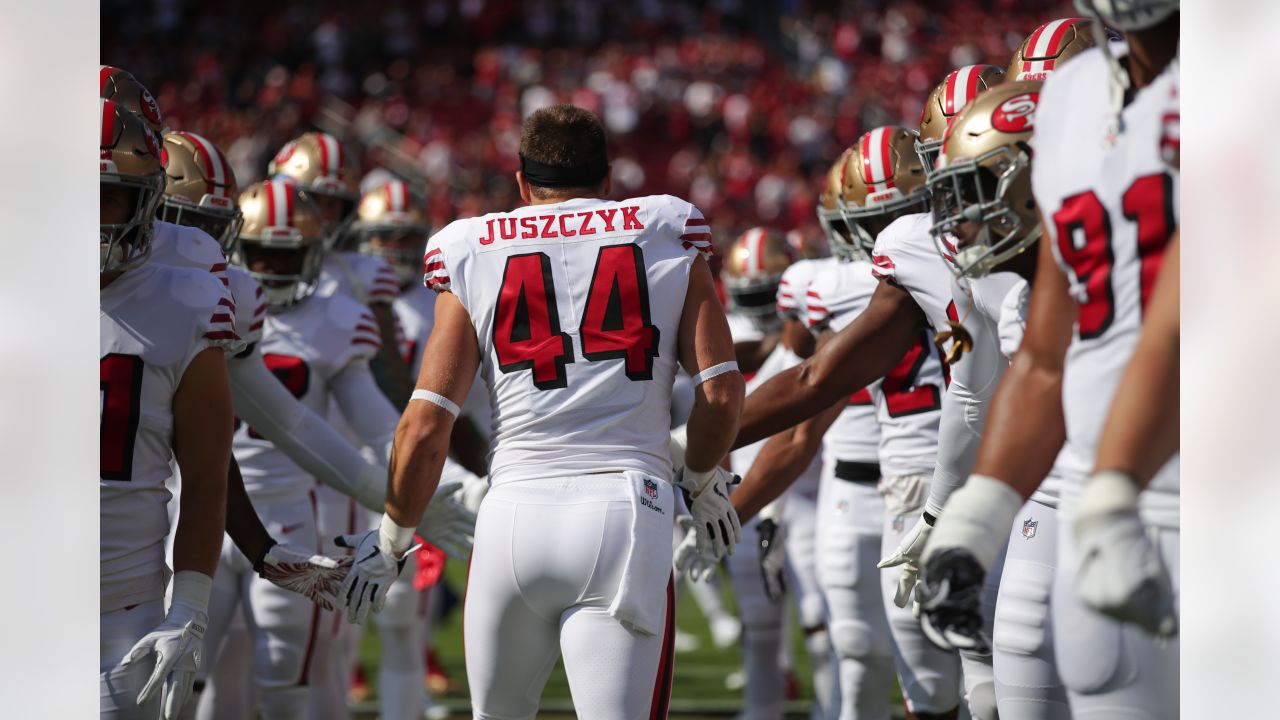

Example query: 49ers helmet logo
[139,87,162,127]
[990,92,1039,133]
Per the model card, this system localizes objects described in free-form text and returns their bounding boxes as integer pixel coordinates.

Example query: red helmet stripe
[859,131,875,186]
[100,99,117,148]
[99,66,116,93]
[317,133,343,178]
[183,132,225,196]
[943,70,960,116]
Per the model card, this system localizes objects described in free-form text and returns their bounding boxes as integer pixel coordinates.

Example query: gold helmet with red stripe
[99,66,164,137]
[160,131,244,255]
[235,180,326,310]
[353,179,431,286]
[723,227,796,329]
[917,65,1005,174]
[837,126,929,253]
[101,98,165,273]
[1006,18,1106,82]
[268,132,360,249]
[817,149,866,261]
[928,80,1045,278]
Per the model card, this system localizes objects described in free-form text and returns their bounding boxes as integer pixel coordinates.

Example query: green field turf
[354,559,905,718]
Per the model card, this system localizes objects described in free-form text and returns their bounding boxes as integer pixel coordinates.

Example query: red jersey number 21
[493,244,660,390]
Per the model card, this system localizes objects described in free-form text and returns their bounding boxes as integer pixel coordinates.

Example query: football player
[918,3,1181,717]
[717,228,831,719]
[923,79,1073,719]
[100,98,234,720]
[350,177,487,720]
[338,104,744,718]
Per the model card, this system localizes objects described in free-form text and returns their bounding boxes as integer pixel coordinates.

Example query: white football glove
[674,465,742,559]
[674,515,719,581]
[120,571,210,719]
[335,516,420,625]
[453,473,489,514]
[1074,470,1178,637]
[254,541,352,611]
[756,506,787,602]
[878,514,933,611]
[416,477,477,560]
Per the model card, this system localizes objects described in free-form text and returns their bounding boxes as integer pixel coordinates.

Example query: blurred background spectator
[104,0,1070,246]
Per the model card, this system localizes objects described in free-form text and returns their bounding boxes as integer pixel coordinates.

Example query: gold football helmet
[353,179,430,287]
[928,80,1045,278]
[160,131,244,255]
[917,65,1005,174]
[1074,0,1178,30]
[268,132,360,249]
[99,66,164,137]
[1007,18,1105,82]
[235,180,326,310]
[817,149,866,261]
[101,99,165,273]
[723,227,796,330]
[838,126,929,253]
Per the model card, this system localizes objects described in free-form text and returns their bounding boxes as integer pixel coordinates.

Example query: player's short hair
[519,104,609,200]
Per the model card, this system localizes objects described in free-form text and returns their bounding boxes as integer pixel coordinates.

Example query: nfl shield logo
[892,515,905,532]
[1022,518,1038,539]
[643,479,658,499]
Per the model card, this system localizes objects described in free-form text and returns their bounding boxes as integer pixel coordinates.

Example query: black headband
[519,153,608,188]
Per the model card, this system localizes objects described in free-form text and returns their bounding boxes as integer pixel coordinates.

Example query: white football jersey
[101,262,242,613]
[423,194,713,486]
[393,281,437,375]
[227,265,268,349]
[1032,47,1179,520]
[148,220,229,289]
[318,251,400,306]
[232,293,381,501]
[871,212,958,333]
[776,259,822,320]
[808,258,942,476]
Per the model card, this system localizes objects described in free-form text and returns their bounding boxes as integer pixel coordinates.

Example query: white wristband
[692,361,739,386]
[410,389,460,417]
[170,570,213,614]
[379,513,418,556]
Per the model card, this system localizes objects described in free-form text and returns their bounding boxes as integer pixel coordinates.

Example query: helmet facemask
[928,144,1040,278]
[724,274,784,332]
[236,236,325,311]
[915,137,944,177]
[356,225,428,288]
[837,190,929,254]
[101,170,164,273]
[159,198,244,257]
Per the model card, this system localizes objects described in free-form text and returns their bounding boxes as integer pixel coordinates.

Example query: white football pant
[817,469,896,720]
[878,474,965,716]
[1052,496,1179,719]
[200,493,322,720]
[993,498,1069,719]
[375,563,432,720]
[100,599,164,719]
[307,486,363,720]
[783,475,838,718]
[463,477,675,720]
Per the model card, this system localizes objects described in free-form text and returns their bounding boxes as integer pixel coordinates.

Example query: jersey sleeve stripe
[253,304,267,318]
[352,338,381,348]
[204,330,240,341]
[355,323,379,336]
[249,320,264,332]
[210,313,234,324]
[210,263,228,272]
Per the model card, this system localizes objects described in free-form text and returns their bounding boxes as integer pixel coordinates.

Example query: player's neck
[1126,18,1178,91]
[526,193,605,207]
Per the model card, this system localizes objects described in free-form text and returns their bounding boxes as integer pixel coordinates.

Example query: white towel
[607,471,675,636]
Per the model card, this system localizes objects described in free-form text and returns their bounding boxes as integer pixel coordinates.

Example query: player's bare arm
[1092,229,1180,486]
[171,347,232,578]
[385,290,480,530]
[733,279,923,449]
[679,254,745,471]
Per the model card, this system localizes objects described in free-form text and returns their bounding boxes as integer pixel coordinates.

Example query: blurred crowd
[104,0,1069,243]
